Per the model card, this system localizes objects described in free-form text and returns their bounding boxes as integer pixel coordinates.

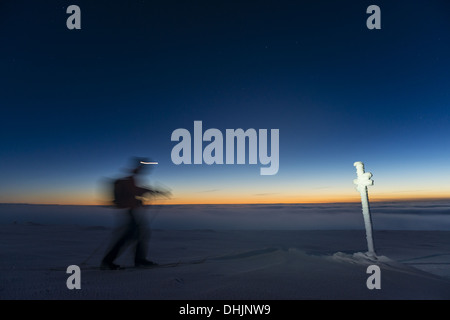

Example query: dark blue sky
[1,1,450,204]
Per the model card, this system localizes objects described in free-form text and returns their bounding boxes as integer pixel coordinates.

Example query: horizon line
[1,197,450,206]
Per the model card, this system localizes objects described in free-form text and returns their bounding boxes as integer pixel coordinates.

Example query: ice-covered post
[353,161,376,256]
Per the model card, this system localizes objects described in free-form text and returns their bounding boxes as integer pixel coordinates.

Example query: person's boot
[100,260,122,270]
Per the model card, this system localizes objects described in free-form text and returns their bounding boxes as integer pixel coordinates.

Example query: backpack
[113,178,135,208]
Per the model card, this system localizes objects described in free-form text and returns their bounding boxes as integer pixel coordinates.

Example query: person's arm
[135,186,156,196]
[137,185,171,198]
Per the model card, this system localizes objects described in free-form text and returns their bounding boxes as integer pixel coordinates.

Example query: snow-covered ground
[1,224,450,299]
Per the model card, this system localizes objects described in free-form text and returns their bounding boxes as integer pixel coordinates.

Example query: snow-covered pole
[353,161,376,256]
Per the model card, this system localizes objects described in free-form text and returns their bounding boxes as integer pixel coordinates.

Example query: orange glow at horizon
[4,189,449,206]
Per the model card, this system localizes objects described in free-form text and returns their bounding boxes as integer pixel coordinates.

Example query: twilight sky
[1,0,450,205]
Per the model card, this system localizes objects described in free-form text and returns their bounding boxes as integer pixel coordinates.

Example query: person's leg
[133,208,156,266]
[135,227,150,262]
[101,210,135,268]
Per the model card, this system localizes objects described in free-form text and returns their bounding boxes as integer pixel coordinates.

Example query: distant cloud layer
[1,201,450,230]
